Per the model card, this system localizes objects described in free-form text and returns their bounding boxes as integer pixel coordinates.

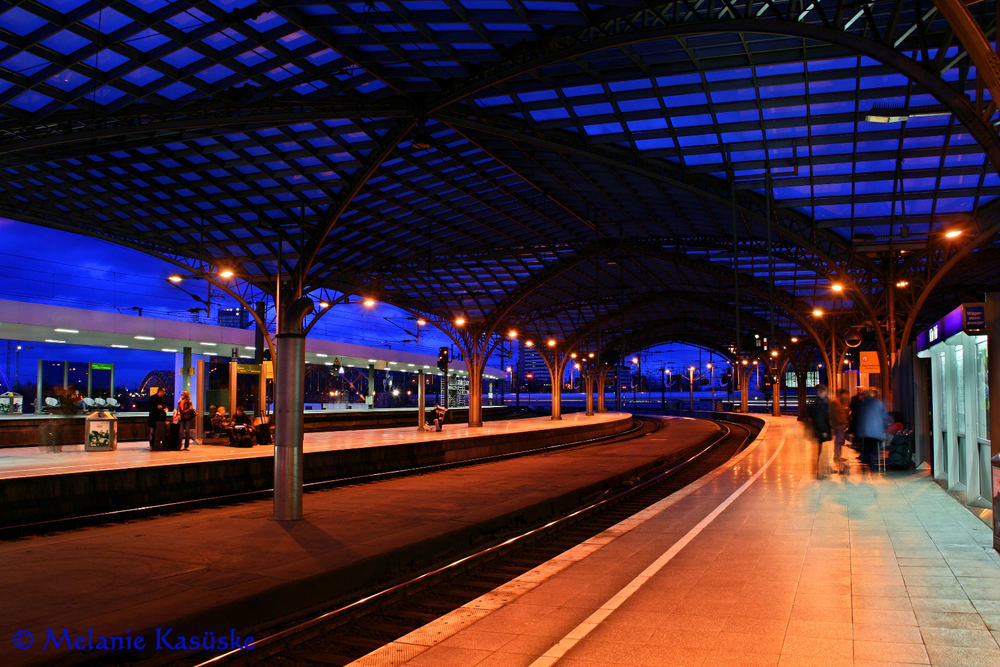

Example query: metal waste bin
[84,410,118,451]
[0,391,22,414]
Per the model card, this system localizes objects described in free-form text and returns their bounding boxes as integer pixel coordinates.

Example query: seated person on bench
[211,406,234,442]
[231,405,254,446]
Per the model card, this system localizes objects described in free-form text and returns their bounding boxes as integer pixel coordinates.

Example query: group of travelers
[147,387,197,450]
[147,389,263,450]
[807,385,890,478]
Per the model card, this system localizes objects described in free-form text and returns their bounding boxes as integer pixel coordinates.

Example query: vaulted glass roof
[1,0,998,358]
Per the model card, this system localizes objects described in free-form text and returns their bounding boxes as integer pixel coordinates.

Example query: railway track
[187,417,758,667]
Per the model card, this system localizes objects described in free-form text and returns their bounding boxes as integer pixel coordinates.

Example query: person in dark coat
[147,387,168,449]
[807,384,832,478]
[847,387,866,446]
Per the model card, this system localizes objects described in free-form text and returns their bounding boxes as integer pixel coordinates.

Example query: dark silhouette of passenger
[147,387,168,450]
[807,384,832,478]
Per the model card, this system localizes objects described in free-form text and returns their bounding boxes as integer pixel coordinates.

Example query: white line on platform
[529,427,786,667]
[349,421,780,667]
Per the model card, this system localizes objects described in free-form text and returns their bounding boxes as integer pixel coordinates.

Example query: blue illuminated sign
[965,303,986,334]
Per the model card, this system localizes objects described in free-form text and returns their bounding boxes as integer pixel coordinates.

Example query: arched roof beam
[0,101,410,162]
[300,119,415,285]
[439,111,859,272]
[428,9,1000,175]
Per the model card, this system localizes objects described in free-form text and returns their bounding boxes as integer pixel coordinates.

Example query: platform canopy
[1,1,999,359]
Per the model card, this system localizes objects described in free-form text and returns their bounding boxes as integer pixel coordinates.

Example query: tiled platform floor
[355,415,1000,667]
[0,411,629,479]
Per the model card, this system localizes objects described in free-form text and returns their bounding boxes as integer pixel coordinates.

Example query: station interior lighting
[896,280,910,288]
[944,229,963,239]
[508,329,518,338]
[417,318,426,326]
[771,350,779,357]
[454,317,465,326]
[791,336,799,343]
[812,308,824,317]
[362,297,376,308]
[831,282,843,292]
[547,339,556,347]
[525,340,534,347]
[319,301,330,309]
[219,269,235,279]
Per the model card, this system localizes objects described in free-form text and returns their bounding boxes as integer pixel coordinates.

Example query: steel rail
[192,417,755,666]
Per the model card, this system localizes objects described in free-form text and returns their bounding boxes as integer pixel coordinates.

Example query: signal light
[437,346,449,373]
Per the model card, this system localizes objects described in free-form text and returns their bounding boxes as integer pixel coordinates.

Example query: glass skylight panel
[40,30,90,56]
[265,64,301,81]
[721,130,763,144]
[934,196,978,213]
[9,90,55,112]
[619,98,659,112]
[853,180,893,195]
[126,28,171,51]
[665,91,708,108]
[0,7,47,36]
[45,69,90,92]
[675,134,719,148]
[195,64,238,84]
[161,47,205,70]
[626,118,668,132]
[855,138,898,153]
[156,81,197,100]
[235,48,273,67]
[1,51,50,77]
[82,7,133,34]
[92,85,127,104]
[84,49,130,72]
[125,0,171,11]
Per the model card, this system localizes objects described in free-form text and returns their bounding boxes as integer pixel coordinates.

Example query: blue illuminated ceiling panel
[0,0,997,351]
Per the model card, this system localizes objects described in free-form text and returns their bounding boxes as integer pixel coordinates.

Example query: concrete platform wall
[0,414,631,528]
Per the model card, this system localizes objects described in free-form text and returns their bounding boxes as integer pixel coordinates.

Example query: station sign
[236,363,261,374]
[964,303,987,334]
[91,362,113,370]
[859,351,881,374]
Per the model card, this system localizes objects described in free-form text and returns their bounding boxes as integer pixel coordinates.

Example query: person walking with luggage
[176,390,196,450]
[808,385,832,478]
[830,388,850,473]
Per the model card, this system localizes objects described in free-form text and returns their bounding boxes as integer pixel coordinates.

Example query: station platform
[0,414,721,666]
[0,412,632,527]
[356,415,1000,667]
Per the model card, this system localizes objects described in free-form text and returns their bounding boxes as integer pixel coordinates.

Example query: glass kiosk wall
[916,303,990,508]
